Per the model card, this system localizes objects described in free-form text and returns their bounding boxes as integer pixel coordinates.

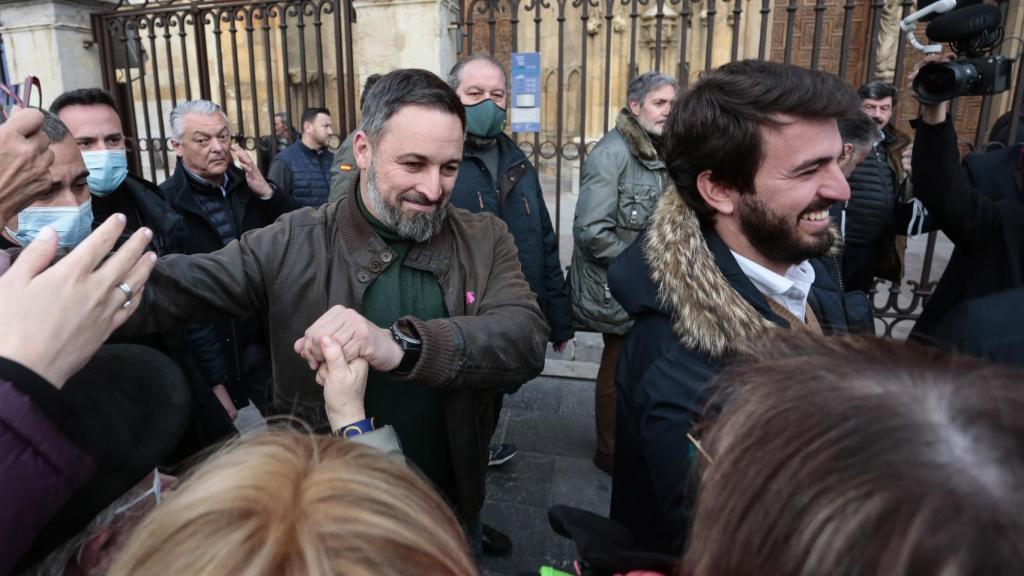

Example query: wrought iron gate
[456,0,1021,337]
[93,0,358,185]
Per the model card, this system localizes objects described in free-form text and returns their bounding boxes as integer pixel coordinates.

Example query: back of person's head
[684,333,1024,576]
[108,429,477,576]
[663,59,859,225]
[49,88,117,116]
[838,110,880,151]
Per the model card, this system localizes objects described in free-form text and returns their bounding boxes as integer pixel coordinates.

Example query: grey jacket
[569,109,666,334]
[328,131,358,204]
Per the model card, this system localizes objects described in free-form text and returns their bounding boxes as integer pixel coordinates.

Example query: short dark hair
[685,333,1024,576]
[41,109,72,144]
[858,81,898,102]
[360,73,382,110]
[663,60,860,224]
[50,88,117,116]
[301,107,331,127]
[359,69,465,144]
[838,110,880,151]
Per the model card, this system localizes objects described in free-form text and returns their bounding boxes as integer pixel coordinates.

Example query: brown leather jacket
[125,188,549,520]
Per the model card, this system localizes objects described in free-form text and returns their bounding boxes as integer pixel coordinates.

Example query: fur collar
[616,109,659,161]
[643,188,777,358]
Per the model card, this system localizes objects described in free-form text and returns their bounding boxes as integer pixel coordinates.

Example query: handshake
[293,306,408,431]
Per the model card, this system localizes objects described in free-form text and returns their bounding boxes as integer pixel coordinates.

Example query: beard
[737,193,838,266]
[365,156,447,243]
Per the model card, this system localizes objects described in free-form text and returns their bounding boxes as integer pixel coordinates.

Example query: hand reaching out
[316,335,369,431]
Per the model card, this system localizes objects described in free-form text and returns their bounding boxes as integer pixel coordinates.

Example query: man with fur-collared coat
[608,61,873,556]
[569,72,678,474]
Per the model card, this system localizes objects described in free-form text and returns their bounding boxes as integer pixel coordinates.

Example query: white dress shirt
[730,251,815,321]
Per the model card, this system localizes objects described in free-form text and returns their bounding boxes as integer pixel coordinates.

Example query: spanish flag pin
[339,164,353,172]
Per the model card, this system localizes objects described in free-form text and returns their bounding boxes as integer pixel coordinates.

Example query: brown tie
[766,298,824,336]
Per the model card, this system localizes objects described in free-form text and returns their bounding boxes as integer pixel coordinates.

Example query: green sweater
[357,192,455,501]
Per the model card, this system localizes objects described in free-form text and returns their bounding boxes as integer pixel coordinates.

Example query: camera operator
[908,54,1024,345]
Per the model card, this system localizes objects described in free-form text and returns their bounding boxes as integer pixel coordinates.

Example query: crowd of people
[1,50,1023,576]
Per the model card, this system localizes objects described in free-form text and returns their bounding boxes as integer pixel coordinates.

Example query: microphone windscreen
[925,4,1002,42]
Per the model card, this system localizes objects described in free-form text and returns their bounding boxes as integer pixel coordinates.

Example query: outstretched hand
[294,305,404,373]
[0,214,157,388]
[0,107,55,226]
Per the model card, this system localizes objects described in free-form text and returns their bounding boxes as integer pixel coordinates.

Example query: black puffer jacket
[842,127,909,291]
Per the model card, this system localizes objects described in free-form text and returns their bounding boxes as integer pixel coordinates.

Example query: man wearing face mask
[50,89,186,255]
[1,111,94,250]
[569,72,678,475]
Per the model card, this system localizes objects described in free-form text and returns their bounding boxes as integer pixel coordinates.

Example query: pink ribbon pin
[466,290,476,304]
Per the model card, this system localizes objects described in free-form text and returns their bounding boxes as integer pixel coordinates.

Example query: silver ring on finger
[116,282,133,308]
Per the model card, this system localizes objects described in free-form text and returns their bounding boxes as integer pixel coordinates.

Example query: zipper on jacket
[830,255,854,330]
[523,196,531,215]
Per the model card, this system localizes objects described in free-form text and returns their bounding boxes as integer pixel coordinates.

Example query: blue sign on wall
[510,52,541,133]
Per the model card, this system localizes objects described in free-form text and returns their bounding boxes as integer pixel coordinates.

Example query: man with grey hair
[120,69,548,556]
[568,71,678,475]
[160,99,297,417]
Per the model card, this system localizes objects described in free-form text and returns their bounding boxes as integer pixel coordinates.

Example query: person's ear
[695,170,737,216]
[170,139,182,157]
[840,142,854,161]
[76,527,116,576]
[627,99,642,117]
[353,131,372,171]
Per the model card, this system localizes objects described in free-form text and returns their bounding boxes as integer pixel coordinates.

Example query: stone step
[540,333,603,380]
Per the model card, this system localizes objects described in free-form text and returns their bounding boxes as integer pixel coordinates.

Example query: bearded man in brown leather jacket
[121,69,549,540]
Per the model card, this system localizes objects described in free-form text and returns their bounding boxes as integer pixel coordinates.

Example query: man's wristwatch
[389,319,422,374]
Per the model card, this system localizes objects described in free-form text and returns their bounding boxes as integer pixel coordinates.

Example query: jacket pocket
[617,183,659,231]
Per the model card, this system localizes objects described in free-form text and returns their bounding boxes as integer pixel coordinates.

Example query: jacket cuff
[0,357,70,427]
[550,326,575,344]
[400,316,460,388]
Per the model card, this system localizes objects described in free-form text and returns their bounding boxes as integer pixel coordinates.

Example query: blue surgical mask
[81,150,128,197]
[4,199,94,248]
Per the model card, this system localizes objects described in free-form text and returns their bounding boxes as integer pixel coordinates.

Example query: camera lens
[913,61,981,104]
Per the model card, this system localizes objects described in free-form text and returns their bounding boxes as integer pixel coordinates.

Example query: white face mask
[4,199,94,248]
[81,149,128,196]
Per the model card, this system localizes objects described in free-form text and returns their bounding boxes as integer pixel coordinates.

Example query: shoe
[593,452,613,475]
[488,443,518,467]
[482,523,513,557]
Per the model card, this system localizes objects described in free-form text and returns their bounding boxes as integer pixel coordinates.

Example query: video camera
[900,0,1014,104]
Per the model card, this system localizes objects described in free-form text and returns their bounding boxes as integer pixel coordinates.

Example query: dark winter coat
[570,110,666,334]
[449,133,574,343]
[910,118,1024,341]
[608,189,873,555]
[268,141,333,208]
[160,162,298,407]
[842,126,910,291]
[932,287,1024,368]
[0,360,93,575]
[121,185,549,522]
[92,173,188,255]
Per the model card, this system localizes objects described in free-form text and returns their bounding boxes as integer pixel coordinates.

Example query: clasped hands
[294,306,407,430]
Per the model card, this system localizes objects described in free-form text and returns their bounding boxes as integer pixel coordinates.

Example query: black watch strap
[390,321,422,374]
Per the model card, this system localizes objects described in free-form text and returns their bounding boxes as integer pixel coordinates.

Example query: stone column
[351,0,460,88]
[0,0,115,107]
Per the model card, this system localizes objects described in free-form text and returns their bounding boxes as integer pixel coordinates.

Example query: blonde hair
[109,429,477,576]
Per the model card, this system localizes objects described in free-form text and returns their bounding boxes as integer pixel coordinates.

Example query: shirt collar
[182,163,229,193]
[730,251,816,317]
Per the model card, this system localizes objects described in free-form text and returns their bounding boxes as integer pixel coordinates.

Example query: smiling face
[171,112,231,181]
[353,104,464,242]
[707,115,849,272]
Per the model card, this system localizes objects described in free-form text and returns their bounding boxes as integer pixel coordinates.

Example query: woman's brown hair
[109,429,476,576]
[683,333,1024,576]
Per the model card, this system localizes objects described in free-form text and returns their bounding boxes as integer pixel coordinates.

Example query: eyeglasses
[0,75,41,121]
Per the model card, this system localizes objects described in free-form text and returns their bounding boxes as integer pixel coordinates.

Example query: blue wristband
[334,417,375,439]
